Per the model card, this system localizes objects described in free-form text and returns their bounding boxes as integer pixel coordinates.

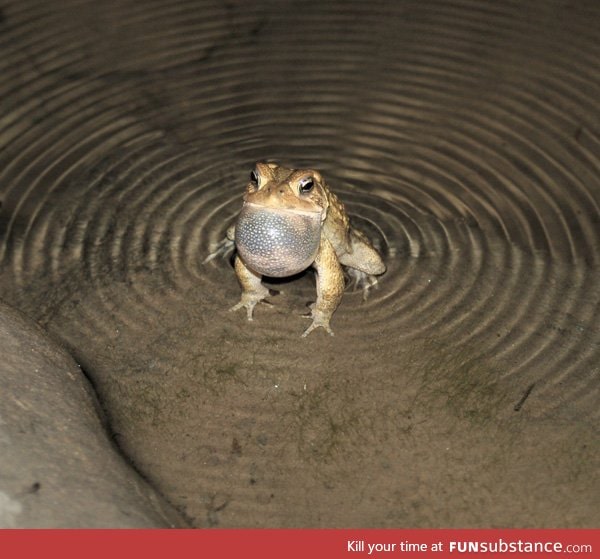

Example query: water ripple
[0,0,598,526]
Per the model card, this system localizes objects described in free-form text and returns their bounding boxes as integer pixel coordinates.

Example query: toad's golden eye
[299,177,314,194]
[250,169,259,185]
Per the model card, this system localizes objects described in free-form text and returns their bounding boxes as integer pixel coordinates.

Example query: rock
[0,303,186,528]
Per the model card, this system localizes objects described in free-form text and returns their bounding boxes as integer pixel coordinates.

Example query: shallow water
[0,0,598,527]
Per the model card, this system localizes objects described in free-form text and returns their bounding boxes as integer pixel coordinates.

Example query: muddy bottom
[0,0,598,527]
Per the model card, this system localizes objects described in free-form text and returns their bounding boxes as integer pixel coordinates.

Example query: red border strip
[0,529,598,559]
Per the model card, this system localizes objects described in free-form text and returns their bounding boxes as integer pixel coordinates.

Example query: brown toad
[208,162,385,337]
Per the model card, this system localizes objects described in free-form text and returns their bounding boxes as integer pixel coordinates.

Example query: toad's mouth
[234,203,323,277]
[243,201,324,219]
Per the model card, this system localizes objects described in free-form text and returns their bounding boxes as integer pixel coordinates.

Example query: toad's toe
[346,268,379,301]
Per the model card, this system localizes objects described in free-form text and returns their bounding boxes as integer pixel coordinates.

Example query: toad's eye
[299,177,314,193]
[250,169,259,185]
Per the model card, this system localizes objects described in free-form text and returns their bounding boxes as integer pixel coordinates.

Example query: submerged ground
[0,0,598,527]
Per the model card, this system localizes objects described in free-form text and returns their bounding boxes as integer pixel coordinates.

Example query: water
[0,0,598,527]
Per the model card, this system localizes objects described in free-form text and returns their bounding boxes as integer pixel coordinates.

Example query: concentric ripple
[0,0,597,413]
[0,0,598,527]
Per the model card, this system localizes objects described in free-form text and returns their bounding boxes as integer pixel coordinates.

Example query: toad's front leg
[230,255,270,320]
[302,237,345,337]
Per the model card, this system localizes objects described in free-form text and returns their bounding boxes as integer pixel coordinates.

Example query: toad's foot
[346,268,379,301]
[301,308,334,338]
[203,237,235,264]
[229,284,271,321]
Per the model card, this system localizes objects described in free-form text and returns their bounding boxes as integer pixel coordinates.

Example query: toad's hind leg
[203,225,236,263]
[339,228,386,299]
[230,255,270,320]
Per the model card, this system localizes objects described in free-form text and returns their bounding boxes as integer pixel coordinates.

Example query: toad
[207,163,385,337]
